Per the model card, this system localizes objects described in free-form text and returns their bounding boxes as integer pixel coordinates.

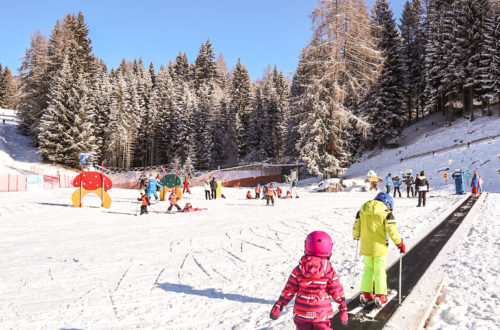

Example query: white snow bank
[0,109,75,176]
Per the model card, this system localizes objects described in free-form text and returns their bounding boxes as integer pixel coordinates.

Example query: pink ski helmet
[305,231,333,257]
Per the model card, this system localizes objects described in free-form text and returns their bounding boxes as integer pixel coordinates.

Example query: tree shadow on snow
[157,282,274,305]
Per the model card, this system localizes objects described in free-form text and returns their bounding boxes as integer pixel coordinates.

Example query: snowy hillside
[0,109,499,329]
[345,112,500,193]
[0,108,74,176]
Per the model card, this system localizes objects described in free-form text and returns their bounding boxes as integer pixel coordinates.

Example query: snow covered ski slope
[0,187,463,329]
[1,109,499,329]
[346,113,500,193]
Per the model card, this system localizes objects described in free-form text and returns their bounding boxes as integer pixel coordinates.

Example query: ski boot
[360,292,375,305]
[375,294,388,307]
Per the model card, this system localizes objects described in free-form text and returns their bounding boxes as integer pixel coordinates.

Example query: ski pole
[350,239,359,289]
[399,253,402,305]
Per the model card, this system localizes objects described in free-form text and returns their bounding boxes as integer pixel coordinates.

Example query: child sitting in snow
[270,231,348,328]
[283,190,292,199]
[181,202,202,212]
[246,191,253,199]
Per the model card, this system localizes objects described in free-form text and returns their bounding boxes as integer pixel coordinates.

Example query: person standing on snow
[352,193,406,307]
[167,189,182,213]
[266,183,276,206]
[138,173,147,190]
[270,231,348,328]
[292,178,299,198]
[478,176,484,193]
[404,173,414,198]
[415,171,430,207]
[471,172,480,196]
[393,176,402,198]
[385,173,392,194]
[137,190,150,215]
[255,184,261,199]
[183,174,191,194]
[262,185,268,199]
[155,174,162,192]
[146,175,163,202]
[204,181,211,200]
[414,174,419,198]
[210,177,217,200]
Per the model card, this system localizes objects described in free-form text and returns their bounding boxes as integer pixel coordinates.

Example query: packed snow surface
[426,193,500,330]
[1,109,499,328]
[0,187,463,329]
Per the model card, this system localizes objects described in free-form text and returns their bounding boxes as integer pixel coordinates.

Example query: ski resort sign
[78,152,91,166]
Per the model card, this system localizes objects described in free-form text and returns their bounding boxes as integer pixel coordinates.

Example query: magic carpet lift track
[331,195,479,329]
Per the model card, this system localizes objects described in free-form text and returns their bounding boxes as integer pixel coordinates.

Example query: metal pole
[80,165,83,207]
[101,161,104,207]
[399,253,402,305]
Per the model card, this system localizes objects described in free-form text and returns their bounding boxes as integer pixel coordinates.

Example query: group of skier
[137,173,200,215]
[270,192,405,328]
[385,171,430,207]
[249,183,296,205]
[204,177,226,200]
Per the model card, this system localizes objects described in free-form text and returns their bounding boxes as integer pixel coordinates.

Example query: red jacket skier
[181,202,201,212]
[270,231,348,329]
[183,174,191,194]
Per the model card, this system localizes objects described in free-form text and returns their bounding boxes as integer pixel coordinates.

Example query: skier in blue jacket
[385,174,392,194]
[393,176,401,198]
[146,175,163,201]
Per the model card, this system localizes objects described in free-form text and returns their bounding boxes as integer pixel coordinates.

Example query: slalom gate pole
[101,161,104,207]
[399,253,402,305]
[79,165,83,207]
[350,240,359,289]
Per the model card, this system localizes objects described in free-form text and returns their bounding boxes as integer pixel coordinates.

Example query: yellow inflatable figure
[71,187,112,208]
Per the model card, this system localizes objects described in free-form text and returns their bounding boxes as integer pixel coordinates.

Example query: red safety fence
[43,175,59,190]
[58,175,73,188]
[0,174,75,192]
[0,174,28,192]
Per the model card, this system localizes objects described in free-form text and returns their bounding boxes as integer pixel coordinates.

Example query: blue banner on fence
[26,175,43,191]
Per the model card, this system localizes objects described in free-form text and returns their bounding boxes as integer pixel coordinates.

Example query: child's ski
[348,299,375,315]
[364,289,397,319]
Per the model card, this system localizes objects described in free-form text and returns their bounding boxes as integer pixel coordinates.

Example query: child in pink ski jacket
[270,231,348,329]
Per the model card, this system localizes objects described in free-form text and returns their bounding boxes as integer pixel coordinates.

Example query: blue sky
[0,0,405,80]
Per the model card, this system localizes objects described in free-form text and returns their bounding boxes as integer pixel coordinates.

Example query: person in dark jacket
[415,171,430,207]
[414,174,419,198]
[404,174,415,198]
[210,177,217,200]
[139,173,147,190]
